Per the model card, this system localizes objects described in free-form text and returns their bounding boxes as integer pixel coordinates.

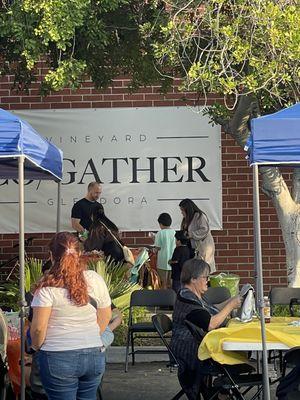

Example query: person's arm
[168,247,179,265]
[91,271,112,333]
[97,306,112,334]
[108,308,123,332]
[187,295,241,332]
[214,297,234,311]
[190,213,210,241]
[71,217,85,233]
[208,296,241,331]
[154,231,161,251]
[30,307,52,350]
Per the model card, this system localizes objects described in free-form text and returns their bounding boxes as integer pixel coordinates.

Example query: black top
[176,288,227,332]
[170,245,190,280]
[71,198,99,230]
[186,308,211,332]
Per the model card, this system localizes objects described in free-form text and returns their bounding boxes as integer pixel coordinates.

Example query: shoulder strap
[99,220,123,249]
[88,296,98,310]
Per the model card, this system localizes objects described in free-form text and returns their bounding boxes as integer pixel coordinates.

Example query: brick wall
[0,74,288,291]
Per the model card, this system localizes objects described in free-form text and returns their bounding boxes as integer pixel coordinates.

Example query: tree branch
[292,168,300,204]
[260,166,295,213]
[226,95,259,147]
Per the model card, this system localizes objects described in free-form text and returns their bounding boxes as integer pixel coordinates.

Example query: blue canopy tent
[247,103,300,400]
[249,103,300,165]
[0,108,63,400]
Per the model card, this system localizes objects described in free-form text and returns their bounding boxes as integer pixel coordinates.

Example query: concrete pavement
[102,362,278,400]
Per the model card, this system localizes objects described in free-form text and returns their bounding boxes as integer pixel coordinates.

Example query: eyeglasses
[199,275,210,281]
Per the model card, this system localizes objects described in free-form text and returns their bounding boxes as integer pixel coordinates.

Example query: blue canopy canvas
[0,108,63,180]
[248,103,300,165]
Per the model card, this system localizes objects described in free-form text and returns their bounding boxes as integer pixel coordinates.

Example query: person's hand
[230,295,242,309]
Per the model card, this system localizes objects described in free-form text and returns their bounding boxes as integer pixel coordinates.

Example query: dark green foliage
[0,0,170,93]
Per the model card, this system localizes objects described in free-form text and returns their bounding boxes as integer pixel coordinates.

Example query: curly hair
[35,232,88,306]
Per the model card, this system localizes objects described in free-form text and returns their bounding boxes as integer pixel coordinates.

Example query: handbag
[99,221,135,265]
[236,284,256,322]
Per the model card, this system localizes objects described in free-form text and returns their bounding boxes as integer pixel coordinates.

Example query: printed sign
[0,107,222,232]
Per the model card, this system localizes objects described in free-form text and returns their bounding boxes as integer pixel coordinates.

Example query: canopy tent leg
[18,155,26,400]
[56,181,61,233]
[253,164,271,400]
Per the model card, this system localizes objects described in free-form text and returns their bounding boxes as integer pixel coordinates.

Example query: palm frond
[88,256,141,310]
[25,258,43,292]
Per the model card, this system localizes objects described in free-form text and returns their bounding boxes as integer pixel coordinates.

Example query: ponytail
[35,232,89,306]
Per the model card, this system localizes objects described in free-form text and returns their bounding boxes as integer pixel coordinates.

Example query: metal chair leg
[131,331,135,366]
[125,328,131,372]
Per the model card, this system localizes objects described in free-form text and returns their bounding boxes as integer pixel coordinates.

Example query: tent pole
[18,155,26,400]
[253,164,270,400]
[56,181,61,233]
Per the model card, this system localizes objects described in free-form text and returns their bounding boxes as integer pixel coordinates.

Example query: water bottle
[263,296,271,323]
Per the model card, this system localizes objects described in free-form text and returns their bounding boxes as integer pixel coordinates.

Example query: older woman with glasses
[170,258,241,400]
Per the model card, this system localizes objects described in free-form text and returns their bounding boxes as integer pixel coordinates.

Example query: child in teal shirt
[154,213,176,288]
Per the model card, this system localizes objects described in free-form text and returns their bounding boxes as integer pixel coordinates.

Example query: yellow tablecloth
[198,317,300,365]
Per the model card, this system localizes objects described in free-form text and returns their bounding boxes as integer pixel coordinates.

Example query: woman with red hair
[30,232,111,400]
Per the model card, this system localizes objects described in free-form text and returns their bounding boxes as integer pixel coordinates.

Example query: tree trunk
[260,167,300,287]
[224,96,300,287]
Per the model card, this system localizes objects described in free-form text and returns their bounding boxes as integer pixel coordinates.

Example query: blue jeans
[39,347,105,400]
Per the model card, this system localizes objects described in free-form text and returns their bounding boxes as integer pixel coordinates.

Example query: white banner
[0,107,222,233]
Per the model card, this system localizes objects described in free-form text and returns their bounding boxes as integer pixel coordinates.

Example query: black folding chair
[203,287,231,305]
[289,298,300,317]
[125,289,176,372]
[276,346,300,400]
[184,320,263,400]
[269,288,300,369]
[269,287,300,315]
[152,314,185,400]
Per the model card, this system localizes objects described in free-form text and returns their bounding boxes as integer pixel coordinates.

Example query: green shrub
[113,306,162,347]
[272,304,300,317]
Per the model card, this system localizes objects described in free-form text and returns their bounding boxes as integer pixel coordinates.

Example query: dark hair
[180,258,210,284]
[42,258,52,273]
[91,203,105,222]
[88,181,101,191]
[175,230,189,245]
[179,198,203,229]
[158,213,172,227]
[36,232,88,306]
[84,213,120,252]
